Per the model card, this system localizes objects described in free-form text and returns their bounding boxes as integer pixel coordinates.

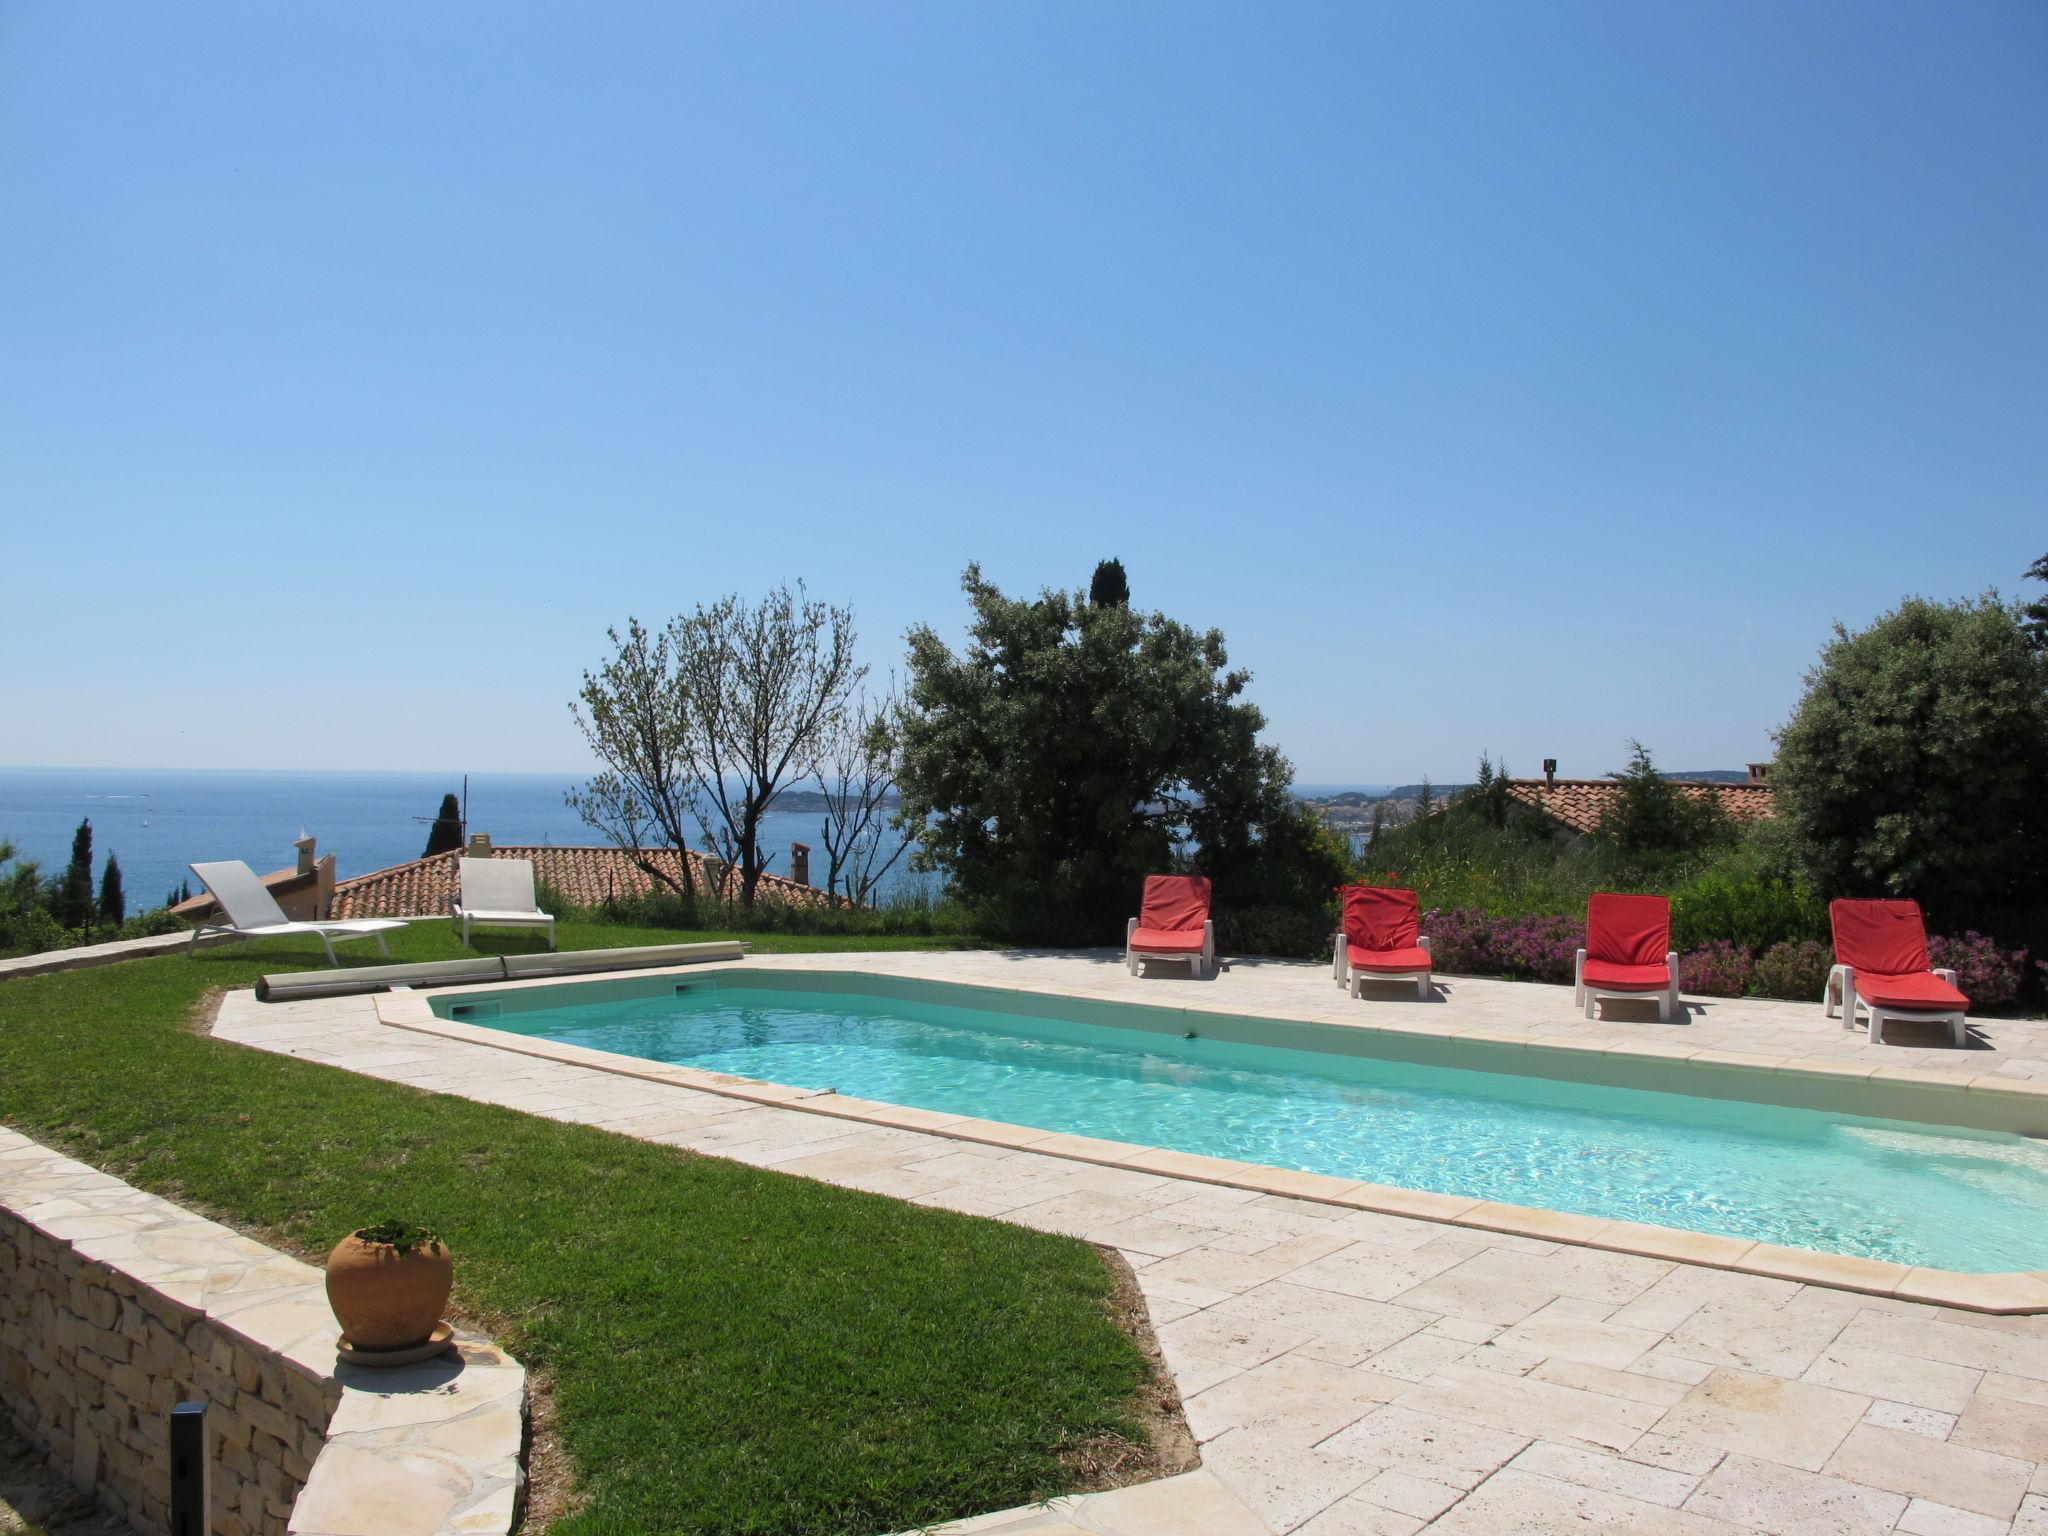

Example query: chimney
[790,842,811,887]
[1542,758,1557,789]
[466,832,493,858]
[294,835,318,876]
[1748,762,1772,786]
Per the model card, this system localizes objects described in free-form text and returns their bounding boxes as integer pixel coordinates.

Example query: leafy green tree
[52,819,95,931]
[2022,553,2048,652]
[0,841,64,957]
[1594,742,1728,862]
[1088,558,1130,608]
[423,793,464,857]
[897,564,1341,945]
[97,855,125,927]
[1773,594,2048,923]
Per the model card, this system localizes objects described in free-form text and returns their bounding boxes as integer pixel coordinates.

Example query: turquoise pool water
[446,975,2048,1272]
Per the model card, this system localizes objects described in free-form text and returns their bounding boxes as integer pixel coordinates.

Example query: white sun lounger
[453,857,557,949]
[188,860,407,964]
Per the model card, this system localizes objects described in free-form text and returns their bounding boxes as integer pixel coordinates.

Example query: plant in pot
[325,1221,453,1363]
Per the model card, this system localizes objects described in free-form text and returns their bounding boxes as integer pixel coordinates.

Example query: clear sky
[3,2,2042,785]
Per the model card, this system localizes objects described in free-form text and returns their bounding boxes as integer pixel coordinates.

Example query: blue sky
[2,2,2042,785]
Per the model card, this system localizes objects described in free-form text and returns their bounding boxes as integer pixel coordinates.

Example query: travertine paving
[214,951,2048,1535]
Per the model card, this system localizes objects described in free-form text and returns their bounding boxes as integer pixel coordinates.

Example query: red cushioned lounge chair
[1126,875,1216,978]
[1331,885,1434,1000]
[1574,893,1681,1022]
[1826,898,1969,1047]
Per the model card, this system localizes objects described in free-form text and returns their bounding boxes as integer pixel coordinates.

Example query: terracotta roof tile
[1503,778,1775,837]
[330,846,841,920]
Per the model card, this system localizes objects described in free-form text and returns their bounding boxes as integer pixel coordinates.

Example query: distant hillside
[765,788,901,815]
[1374,782,1477,802]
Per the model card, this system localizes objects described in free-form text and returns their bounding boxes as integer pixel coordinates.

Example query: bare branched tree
[565,619,702,899]
[819,682,907,906]
[673,584,863,908]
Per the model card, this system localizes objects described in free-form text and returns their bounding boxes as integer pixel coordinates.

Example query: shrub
[1679,941,1755,998]
[1754,939,1833,1001]
[1423,907,1583,984]
[588,885,978,941]
[1669,868,1826,954]
[1216,902,1336,961]
[1928,932,2030,1011]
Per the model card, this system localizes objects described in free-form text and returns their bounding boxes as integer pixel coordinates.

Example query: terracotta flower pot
[324,1230,453,1351]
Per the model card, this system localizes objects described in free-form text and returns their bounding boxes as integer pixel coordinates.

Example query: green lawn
[0,924,1156,1535]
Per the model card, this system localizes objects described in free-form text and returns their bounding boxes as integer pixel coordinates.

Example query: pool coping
[369,960,2048,1315]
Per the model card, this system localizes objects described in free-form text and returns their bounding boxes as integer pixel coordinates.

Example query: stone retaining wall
[0,1128,525,1536]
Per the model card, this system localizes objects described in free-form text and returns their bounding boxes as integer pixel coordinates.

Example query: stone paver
[205,950,2048,1534]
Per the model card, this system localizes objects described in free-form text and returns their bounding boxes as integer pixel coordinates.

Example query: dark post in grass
[170,1400,208,1536]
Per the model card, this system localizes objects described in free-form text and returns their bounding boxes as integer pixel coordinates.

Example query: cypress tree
[1088,558,1130,607]
[423,793,464,857]
[97,855,125,927]
[54,819,95,930]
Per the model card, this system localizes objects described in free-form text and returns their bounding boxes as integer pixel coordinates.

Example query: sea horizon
[0,766,937,910]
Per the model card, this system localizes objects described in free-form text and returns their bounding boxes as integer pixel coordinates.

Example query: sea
[0,768,934,911]
[0,770,1397,914]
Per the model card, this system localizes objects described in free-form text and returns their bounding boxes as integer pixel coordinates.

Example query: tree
[52,819,94,931]
[896,564,1332,944]
[674,584,863,908]
[818,683,908,906]
[1594,741,1727,861]
[567,589,864,911]
[2023,553,2048,652]
[1089,558,1130,607]
[422,793,464,857]
[1464,752,1512,829]
[566,618,703,900]
[1773,594,2048,924]
[97,855,125,927]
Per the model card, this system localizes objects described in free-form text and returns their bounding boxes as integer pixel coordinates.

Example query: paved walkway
[213,952,2048,1536]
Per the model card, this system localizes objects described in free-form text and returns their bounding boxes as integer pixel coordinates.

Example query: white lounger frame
[1331,932,1434,999]
[187,860,406,966]
[1825,964,1967,1046]
[1126,917,1215,978]
[452,857,558,949]
[1574,947,1682,1022]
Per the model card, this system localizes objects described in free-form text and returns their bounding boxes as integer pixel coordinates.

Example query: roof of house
[329,845,839,920]
[169,864,321,921]
[1503,778,1776,837]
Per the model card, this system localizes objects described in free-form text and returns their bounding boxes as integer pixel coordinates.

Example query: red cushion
[1341,885,1420,954]
[1130,926,1205,954]
[1582,958,1671,991]
[1855,969,1968,1011]
[1352,945,1433,974]
[1138,875,1211,933]
[1831,899,1933,977]
[1587,893,1671,967]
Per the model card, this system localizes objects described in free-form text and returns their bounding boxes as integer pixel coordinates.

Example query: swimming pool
[432,971,2048,1273]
